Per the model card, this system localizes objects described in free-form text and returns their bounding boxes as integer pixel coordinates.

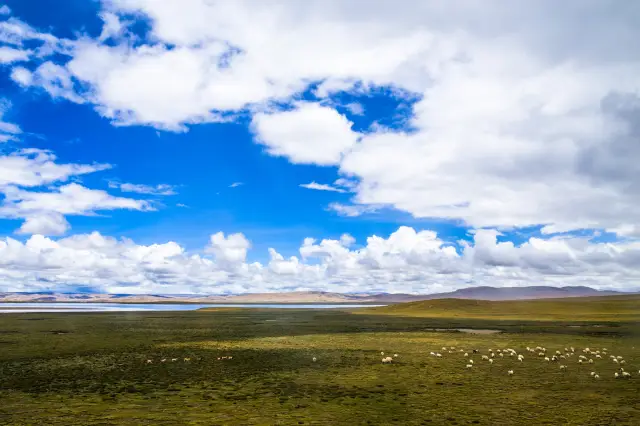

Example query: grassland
[0,296,639,425]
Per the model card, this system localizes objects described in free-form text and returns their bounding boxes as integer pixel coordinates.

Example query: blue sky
[0,1,639,294]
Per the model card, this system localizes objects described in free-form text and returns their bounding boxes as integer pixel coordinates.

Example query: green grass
[0,298,639,425]
[357,294,640,321]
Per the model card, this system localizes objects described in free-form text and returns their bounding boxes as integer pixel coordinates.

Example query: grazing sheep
[482,355,488,360]
[579,359,583,364]
[473,349,479,354]
[560,365,567,370]
[382,357,392,364]
[469,360,474,364]
[436,353,442,358]
[464,353,469,357]
[466,364,473,369]
[560,355,566,359]
[594,374,600,379]
[590,372,596,376]
[615,372,619,378]
[183,358,191,362]
[161,359,166,363]
[381,352,385,356]
[508,370,514,376]
[491,353,495,358]
[588,359,593,364]
[571,347,575,352]
[146,359,153,364]
[596,355,602,359]
[500,353,504,358]
[616,356,623,360]
[430,352,436,356]
[613,359,619,364]
[171,358,177,362]
[489,359,494,364]
[620,360,626,365]
[312,357,317,362]
[442,347,447,351]
[556,351,561,355]
[394,354,399,358]
[545,357,550,362]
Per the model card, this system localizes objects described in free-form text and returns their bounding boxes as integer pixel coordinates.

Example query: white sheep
[596,355,601,359]
[489,359,494,364]
[508,370,514,376]
[620,360,626,365]
[394,354,399,358]
[482,355,488,360]
[613,359,619,364]
[469,359,474,364]
[622,372,631,378]
[146,359,153,364]
[590,371,596,376]
[578,359,583,364]
[436,353,442,358]
[312,357,317,362]
[430,351,436,356]
[183,358,191,362]
[171,358,177,362]
[161,359,166,363]
[545,357,550,362]
[466,364,473,369]
[616,356,623,360]
[588,359,594,364]
[594,374,600,379]
[381,352,385,356]
[560,365,567,370]
[464,353,469,357]
[615,372,619,378]
[499,353,504,358]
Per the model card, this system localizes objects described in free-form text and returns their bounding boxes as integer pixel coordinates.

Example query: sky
[0,0,639,295]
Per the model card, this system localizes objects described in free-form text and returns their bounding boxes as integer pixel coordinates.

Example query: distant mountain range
[0,286,629,304]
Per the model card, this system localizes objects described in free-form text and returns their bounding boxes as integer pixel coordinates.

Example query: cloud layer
[1,226,638,294]
[4,1,639,237]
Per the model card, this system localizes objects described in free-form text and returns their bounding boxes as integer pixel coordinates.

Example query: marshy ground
[0,296,639,425]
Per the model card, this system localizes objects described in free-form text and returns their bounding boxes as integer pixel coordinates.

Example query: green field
[0,296,639,425]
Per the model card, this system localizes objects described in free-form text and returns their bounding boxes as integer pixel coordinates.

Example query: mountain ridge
[0,285,630,304]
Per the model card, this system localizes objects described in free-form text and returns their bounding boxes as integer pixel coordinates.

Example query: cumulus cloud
[229,182,243,188]
[3,1,640,256]
[108,181,177,195]
[299,182,347,193]
[251,103,359,165]
[1,226,638,294]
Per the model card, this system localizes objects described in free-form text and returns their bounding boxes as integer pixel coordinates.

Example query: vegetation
[0,296,639,425]
[358,295,640,321]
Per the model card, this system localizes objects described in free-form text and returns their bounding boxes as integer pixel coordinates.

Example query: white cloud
[0,226,638,294]
[0,149,110,188]
[0,99,21,142]
[229,182,243,188]
[0,46,30,63]
[345,102,364,116]
[0,149,154,235]
[9,66,31,86]
[4,1,640,238]
[252,103,359,165]
[0,5,10,15]
[300,182,347,193]
[109,181,177,195]
[205,232,251,268]
[16,213,70,236]
[13,61,84,103]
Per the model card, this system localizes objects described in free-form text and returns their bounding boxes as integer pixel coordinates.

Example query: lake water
[0,302,385,313]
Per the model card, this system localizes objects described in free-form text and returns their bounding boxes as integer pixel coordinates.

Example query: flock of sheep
[144,356,233,364]
[380,345,637,380]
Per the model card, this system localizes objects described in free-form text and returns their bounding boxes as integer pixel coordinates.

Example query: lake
[0,302,385,313]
